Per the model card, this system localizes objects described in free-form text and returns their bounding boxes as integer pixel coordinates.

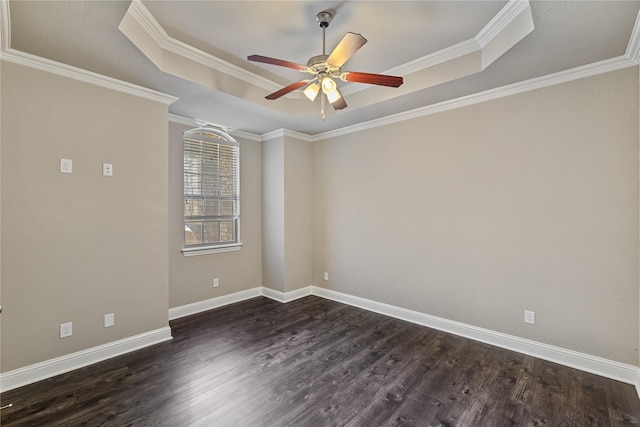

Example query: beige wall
[168,123,262,307]
[262,134,312,293]
[1,52,638,378]
[283,136,312,292]
[1,62,170,371]
[262,137,285,292]
[313,67,640,365]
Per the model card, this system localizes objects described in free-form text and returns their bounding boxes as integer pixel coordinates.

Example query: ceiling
[3,1,640,137]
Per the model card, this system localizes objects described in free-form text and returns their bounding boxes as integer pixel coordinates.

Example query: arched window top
[183,126,238,148]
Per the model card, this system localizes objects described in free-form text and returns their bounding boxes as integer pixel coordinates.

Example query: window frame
[182,126,241,256]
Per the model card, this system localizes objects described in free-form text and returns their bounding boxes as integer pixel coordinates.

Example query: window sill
[182,243,242,257]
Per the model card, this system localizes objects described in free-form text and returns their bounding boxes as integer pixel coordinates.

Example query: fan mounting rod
[316,11,334,55]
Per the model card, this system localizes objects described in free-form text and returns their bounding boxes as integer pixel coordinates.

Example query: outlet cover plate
[104,313,115,328]
[60,322,73,338]
[524,310,535,325]
[60,159,72,174]
[102,163,113,177]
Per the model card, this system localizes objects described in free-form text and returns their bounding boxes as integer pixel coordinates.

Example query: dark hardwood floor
[1,296,639,426]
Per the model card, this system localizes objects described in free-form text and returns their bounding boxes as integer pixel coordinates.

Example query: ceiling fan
[247,10,404,120]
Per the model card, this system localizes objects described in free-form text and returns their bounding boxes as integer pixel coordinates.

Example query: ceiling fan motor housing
[316,11,333,28]
[307,54,332,74]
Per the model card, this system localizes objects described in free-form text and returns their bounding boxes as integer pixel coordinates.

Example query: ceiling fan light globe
[321,76,337,94]
[303,82,320,102]
[325,88,342,104]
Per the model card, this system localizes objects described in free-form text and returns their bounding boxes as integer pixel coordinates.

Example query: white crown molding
[261,128,314,142]
[309,55,636,142]
[168,113,199,127]
[0,327,172,393]
[124,0,532,107]
[228,129,262,142]
[384,38,480,79]
[282,129,315,142]
[125,0,284,94]
[344,0,532,98]
[0,48,177,105]
[476,0,531,48]
[0,0,10,51]
[261,129,287,141]
[625,7,640,63]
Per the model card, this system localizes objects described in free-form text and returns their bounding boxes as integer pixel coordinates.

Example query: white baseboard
[261,285,312,303]
[0,326,172,393]
[168,287,263,320]
[311,286,640,390]
[5,286,639,399]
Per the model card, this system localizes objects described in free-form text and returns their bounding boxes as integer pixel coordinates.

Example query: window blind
[183,127,239,249]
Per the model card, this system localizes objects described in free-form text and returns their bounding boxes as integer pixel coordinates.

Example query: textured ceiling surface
[6,1,640,136]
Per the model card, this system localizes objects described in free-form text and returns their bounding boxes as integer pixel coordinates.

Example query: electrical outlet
[102,163,113,177]
[524,310,535,325]
[60,322,73,338]
[323,272,329,281]
[213,278,219,288]
[104,313,115,328]
[60,158,72,174]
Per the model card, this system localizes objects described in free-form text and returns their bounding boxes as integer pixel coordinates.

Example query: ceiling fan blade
[331,91,348,110]
[265,80,308,100]
[342,71,404,87]
[326,32,367,68]
[247,55,307,71]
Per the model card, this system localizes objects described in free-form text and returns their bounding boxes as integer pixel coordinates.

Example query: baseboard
[261,286,312,303]
[0,326,172,393]
[5,286,639,399]
[311,286,640,389]
[168,287,263,320]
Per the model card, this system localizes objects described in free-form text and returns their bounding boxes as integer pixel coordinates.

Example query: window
[182,126,240,255]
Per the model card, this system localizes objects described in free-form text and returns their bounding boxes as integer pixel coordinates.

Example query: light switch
[60,159,72,174]
[102,163,113,177]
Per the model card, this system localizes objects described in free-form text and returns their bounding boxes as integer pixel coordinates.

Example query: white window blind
[183,127,240,252]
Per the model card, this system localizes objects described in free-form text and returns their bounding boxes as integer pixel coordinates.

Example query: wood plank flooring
[1,296,639,426]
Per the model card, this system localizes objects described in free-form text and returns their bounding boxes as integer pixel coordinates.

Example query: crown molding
[282,129,314,142]
[0,48,177,105]
[261,128,314,142]
[625,8,640,63]
[168,113,199,127]
[0,0,10,51]
[125,0,284,94]
[175,54,636,143]
[381,0,533,78]
[343,0,533,98]
[310,56,635,142]
[230,130,263,142]
[384,38,479,78]
[476,0,531,48]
